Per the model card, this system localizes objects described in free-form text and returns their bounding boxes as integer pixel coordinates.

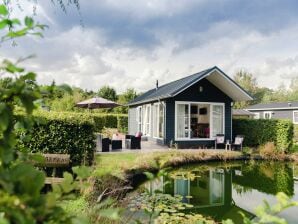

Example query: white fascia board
[172,68,253,102]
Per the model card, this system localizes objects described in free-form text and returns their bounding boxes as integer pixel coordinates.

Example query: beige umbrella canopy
[76,97,120,109]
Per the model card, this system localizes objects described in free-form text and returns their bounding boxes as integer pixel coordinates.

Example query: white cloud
[3,1,298,94]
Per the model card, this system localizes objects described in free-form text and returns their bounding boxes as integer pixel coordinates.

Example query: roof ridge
[146,66,215,92]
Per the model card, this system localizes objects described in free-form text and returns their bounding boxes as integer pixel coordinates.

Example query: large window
[293,111,298,124]
[142,105,151,136]
[136,106,142,132]
[212,105,224,138]
[176,104,189,138]
[175,102,224,140]
[264,111,272,119]
[153,103,164,138]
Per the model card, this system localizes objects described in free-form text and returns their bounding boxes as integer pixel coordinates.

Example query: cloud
[2,0,298,93]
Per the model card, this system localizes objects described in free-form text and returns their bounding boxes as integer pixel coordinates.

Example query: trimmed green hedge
[294,125,298,143]
[20,113,96,166]
[34,111,128,133]
[233,119,293,152]
[18,111,128,166]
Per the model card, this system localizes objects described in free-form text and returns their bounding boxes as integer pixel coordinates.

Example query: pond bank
[90,150,298,201]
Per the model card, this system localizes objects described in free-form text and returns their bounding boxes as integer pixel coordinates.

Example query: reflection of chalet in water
[146,163,295,223]
[146,168,255,223]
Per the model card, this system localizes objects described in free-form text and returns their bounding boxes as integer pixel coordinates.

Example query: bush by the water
[233,119,293,152]
[19,112,96,166]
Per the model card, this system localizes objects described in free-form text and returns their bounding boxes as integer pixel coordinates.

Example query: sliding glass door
[176,102,224,140]
[176,104,189,138]
[212,105,224,138]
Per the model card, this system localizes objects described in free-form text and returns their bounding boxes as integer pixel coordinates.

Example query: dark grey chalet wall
[165,78,233,148]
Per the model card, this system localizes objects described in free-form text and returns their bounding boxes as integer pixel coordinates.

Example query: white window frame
[293,111,298,124]
[174,101,225,141]
[153,102,165,139]
[263,111,272,119]
[136,106,142,132]
[142,104,151,136]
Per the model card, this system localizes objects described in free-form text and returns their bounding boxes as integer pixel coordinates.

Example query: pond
[140,161,298,223]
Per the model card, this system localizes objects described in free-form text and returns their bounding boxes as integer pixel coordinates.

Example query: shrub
[34,111,128,133]
[294,125,298,143]
[233,119,293,152]
[117,115,128,133]
[259,142,277,158]
[19,113,96,166]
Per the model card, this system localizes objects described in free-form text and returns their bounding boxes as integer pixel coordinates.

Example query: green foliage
[293,125,298,143]
[114,88,138,114]
[34,110,128,133]
[117,115,128,133]
[97,85,118,102]
[233,119,293,152]
[233,162,294,196]
[18,112,95,166]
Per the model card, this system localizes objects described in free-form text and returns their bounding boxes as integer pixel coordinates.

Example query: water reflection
[145,162,297,223]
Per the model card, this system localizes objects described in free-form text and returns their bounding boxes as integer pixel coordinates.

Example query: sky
[2,0,298,93]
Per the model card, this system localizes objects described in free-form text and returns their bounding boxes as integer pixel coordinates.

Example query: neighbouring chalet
[246,101,298,123]
[127,66,253,148]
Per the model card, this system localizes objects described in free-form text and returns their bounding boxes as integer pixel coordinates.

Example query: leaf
[0,5,8,16]
[99,208,120,220]
[72,166,92,179]
[144,171,155,180]
[24,17,34,28]
[0,19,9,29]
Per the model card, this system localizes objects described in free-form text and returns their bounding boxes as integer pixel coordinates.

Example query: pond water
[142,161,298,224]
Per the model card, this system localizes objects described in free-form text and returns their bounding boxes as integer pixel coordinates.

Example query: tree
[97,85,118,102]
[115,88,138,114]
[233,70,259,108]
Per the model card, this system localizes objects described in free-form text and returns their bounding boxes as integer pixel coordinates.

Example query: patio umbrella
[76,97,121,109]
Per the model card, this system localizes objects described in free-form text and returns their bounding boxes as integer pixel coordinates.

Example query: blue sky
[3,0,298,92]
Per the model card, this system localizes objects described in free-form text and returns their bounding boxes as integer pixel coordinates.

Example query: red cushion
[135,132,142,137]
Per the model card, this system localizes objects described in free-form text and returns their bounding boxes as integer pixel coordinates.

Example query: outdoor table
[225,140,231,151]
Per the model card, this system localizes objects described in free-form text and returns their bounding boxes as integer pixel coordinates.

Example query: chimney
[288,102,292,107]
[156,80,159,90]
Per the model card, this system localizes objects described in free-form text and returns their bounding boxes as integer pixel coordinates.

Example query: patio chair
[215,134,225,149]
[102,138,110,152]
[125,134,141,149]
[111,140,122,151]
[232,135,244,151]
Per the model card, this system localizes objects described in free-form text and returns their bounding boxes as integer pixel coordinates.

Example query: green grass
[94,153,139,177]
[94,150,243,179]
[60,197,89,217]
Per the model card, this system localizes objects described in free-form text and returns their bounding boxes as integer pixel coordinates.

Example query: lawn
[94,150,243,179]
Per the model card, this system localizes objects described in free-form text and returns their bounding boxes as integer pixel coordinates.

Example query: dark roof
[232,109,254,116]
[246,101,298,110]
[128,67,214,105]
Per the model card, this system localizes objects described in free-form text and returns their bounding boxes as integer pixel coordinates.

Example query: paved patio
[96,139,169,154]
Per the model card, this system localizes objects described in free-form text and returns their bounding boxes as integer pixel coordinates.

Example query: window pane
[153,104,158,137]
[177,104,189,138]
[212,105,223,137]
[159,103,164,138]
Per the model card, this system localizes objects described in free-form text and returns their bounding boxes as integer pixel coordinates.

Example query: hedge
[294,125,298,143]
[34,111,128,133]
[233,119,293,152]
[19,113,96,166]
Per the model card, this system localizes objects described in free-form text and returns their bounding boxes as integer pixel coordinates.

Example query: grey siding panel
[251,109,294,121]
[128,107,138,135]
[273,110,293,120]
[165,78,233,148]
